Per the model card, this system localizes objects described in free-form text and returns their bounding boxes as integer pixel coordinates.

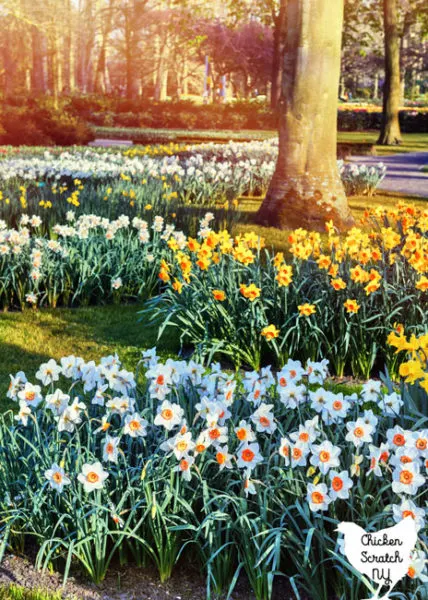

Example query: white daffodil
[361,379,382,402]
[45,463,71,493]
[392,499,425,532]
[279,437,291,466]
[291,441,310,468]
[163,431,195,459]
[278,383,307,409]
[289,418,319,445]
[17,382,43,408]
[36,359,62,386]
[324,393,350,423]
[234,420,256,444]
[45,389,70,416]
[378,391,403,416]
[7,371,27,400]
[329,470,353,500]
[236,442,263,470]
[14,401,32,426]
[310,441,341,474]
[174,456,195,481]
[307,483,332,512]
[390,446,419,469]
[123,413,148,438]
[154,400,184,431]
[345,418,374,448]
[305,359,329,385]
[78,462,109,493]
[205,425,228,447]
[103,435,120,463]
[408,550,428,583]
[251,403,276,434]
[387,425,413,449]
[410,429,428,457]
[392,464,425,495]
[215,446,233,471]
[92,384,109,407]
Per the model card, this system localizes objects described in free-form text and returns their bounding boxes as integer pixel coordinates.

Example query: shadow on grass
[0,343,55,410]
[0,303,181,406]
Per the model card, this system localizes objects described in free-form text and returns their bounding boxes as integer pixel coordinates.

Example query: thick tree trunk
[270,0,287,110]
[257,0,354,232]
[377,0,402,145]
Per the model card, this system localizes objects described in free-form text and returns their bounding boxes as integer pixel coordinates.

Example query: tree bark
[257,0,354,232]
[270,0,287,110]
[31,24,45,94]
[373,71,379,100]
[62,0,73,93]
[377,0,402,145]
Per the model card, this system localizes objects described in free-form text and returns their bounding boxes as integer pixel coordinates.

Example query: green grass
[337,131,428,155]
[93,126,276,144]
[0,304,179,409]
[0,586,61,600]
[235,191,428,253]
[93,126,428,154]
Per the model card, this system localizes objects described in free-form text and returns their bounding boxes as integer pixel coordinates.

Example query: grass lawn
[235,191,427,253]
[0,586,60,600]
[93,126,428,154]
[93,126,276,144]
[337,131,428,155]
[0,304,179,410]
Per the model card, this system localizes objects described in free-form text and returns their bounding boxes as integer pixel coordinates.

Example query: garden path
[89,138,133,147]
[350,151,428,198]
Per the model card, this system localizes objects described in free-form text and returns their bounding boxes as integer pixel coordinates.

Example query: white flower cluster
[338,160,387,196]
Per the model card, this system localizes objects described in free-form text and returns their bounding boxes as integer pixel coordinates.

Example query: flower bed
[2,204,427,381]
[145,204,428,376]
[1,347,427,599]
[0,213,175,310]
[0,142,386,227]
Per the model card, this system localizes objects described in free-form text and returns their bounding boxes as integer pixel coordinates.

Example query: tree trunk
[373,71,379,100]
[154,38,169,101]
[270,0,287,110]
[377,0,402,145]
[31,25,45,94]
[62,0,73,92]
[257,0,354,232]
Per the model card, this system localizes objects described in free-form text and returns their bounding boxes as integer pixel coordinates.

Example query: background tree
[257,0,354,232]
[378,0,402,144]
[0,0,425,106]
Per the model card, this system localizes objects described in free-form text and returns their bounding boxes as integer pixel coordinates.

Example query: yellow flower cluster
[279,204,427,296]
[161,204,426,315]
[66,189,81,207]
[388,325,428,392]
[124,143,190,158]
[0,191,10,205]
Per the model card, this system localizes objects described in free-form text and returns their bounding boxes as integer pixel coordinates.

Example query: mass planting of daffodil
[0,142,386,227]
[0,212,177,310]
[1,349,427,598]
[146,204,428,376]
[0,143,426,599]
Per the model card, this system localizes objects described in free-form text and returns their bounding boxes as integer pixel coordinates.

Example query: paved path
[89,138,133,147]
[350,151,428,198]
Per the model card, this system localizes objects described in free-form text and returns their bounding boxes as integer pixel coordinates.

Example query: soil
[0,554,299,600]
